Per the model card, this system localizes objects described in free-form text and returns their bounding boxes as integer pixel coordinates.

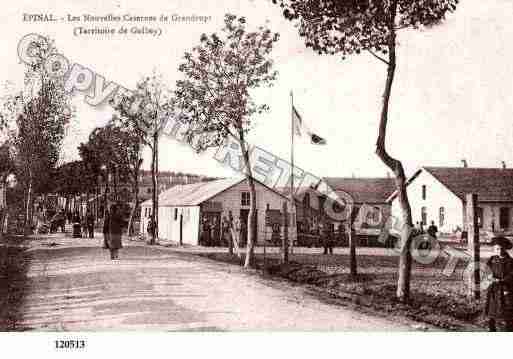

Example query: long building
[140,177,297,246]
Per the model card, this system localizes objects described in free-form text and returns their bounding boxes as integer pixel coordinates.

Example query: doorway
[200,211,222,246]
[499,207,510,230]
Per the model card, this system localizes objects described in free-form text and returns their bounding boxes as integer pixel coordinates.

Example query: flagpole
[290,90,294,254]
[290,91,294,199]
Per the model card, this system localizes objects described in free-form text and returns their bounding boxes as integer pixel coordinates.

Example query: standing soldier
[427,220,438,239]
[221,215,230,250]
[485,236,513,331]
[146,216,154,240]
[322,221,334,255]
[86,211,95,238]
[201,217,211,247]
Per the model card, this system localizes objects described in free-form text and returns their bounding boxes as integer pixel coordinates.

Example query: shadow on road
[0,237,30,331]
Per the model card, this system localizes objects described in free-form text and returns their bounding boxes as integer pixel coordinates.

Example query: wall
[158,206,200,245]
[140,204,201,244]
[391,169,463,233]
[207,179,296,245]
[295,187,392,230]
[140,178,296,245]
[464,202,513,233]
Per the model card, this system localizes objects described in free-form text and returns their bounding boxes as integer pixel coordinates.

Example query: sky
[1,0,513,180]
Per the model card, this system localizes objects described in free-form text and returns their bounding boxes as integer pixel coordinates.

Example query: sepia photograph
[0,0,512,356]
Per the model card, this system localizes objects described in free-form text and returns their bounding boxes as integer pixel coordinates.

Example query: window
[241,191,250,206]
[422,185,427,200]
[147,188,151,194]
[439,207,445,227]
[500,207,510,229]
[174,208,178,221]
[421,206,427,226]
[366,206,382,226]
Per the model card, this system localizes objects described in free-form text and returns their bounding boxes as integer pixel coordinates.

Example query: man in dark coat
[427,221,438,239]
[322,221,334,255]
[102,209,110,250]
[86,211,95,238]
[108,204,124,260]
[147,217,154,239]
[485,236,513,331]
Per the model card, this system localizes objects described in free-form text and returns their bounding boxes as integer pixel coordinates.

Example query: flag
[292,104,327,145]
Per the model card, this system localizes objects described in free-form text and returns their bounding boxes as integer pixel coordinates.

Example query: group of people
[414,220,438,239]
[102,204,125,260]
[78,211,95,238]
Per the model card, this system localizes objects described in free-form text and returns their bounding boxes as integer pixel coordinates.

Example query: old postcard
[0,0,512,356]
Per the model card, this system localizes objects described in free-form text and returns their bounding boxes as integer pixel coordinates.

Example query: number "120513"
[55,340,86,349]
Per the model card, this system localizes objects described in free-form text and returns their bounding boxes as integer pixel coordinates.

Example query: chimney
[502,161,507,169]
[461,159,468,168]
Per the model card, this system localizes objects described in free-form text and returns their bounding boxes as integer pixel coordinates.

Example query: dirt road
[17,236,416,331]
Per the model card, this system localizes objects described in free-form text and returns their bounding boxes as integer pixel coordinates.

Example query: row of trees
[170,1,460,303]
[77,119,143,236]
[0,37,73,232]
[1,0,460,302]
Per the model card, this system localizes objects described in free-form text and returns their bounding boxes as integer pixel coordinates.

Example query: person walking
[485,236,513,331]
[108,204,124,260]
[102,209,110,250]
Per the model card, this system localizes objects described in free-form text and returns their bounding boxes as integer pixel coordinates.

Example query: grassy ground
[0,236,30,331]
[197,247,487,331]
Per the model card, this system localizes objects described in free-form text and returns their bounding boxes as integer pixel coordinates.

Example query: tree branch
[367,49,389,65]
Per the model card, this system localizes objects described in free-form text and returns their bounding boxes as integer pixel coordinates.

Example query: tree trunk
[95,180,99,221]
[150,133,158,245]
[113,166,119,202]
[24,178,33,235]
[155,135,159,242]
[127,174,140,237]
[239,133,257,268]
[127,198,138,237]
[0,177,6,236]
[348,224,357,276]
[375,1,414,302]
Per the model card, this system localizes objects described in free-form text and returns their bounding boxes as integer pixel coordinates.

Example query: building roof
[322,177,396,204]
[141,177,244,207]
[423,167,513,202]
[387,167,513,203]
